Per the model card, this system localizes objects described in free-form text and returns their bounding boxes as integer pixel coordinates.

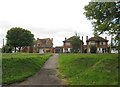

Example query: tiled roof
[36,38,53,48]
[86,36,108,42]
[38,39,47,44]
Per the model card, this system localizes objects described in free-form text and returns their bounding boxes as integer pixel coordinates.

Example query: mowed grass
[2,53,51,84]
[58,53,118,85]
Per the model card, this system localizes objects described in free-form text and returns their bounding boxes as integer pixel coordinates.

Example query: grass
[2,53,51,84]
[58,53,118,85]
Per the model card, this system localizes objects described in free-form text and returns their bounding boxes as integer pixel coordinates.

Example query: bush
[2,45,12,53]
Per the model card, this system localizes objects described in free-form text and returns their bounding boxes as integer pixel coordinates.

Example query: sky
[0,0,111,48]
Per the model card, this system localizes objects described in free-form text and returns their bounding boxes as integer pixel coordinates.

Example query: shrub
[2,45,12,53]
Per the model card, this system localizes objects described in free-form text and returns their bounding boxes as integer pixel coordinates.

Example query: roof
[86,36,108,42]
[36,38,53,48]
[55,46,63,48]
[38,39,47,44]
[63,36,83,43]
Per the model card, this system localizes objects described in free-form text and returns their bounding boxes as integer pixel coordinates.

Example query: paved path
[19,54,61,85]
[3,54,63,87]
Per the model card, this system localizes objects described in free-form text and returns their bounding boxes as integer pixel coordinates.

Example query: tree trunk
[18,47,21,52]
[15,47,16,53]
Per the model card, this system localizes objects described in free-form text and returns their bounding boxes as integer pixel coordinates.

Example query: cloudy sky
[0,0,110,48]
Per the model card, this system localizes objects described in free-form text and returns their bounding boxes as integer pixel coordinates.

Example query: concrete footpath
[3,54,63,87]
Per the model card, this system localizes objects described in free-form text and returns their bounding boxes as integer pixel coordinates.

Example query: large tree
[6,27,34,52]
[84,1,120,41]
[71,35,83,53]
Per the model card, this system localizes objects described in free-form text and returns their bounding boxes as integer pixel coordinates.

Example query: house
[55,46,63,53]
[63,36,84,53]
[22,38,53,53]
[86,36,108,53]
[33,38,53,53]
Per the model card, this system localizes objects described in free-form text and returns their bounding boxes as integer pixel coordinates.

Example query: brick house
[33,38,53,53]
[86,36,108,53]
[63,36,84,53]
[22,38,53,53]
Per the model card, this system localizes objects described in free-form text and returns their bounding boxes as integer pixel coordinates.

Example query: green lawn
[58,53,118,85]
[2,53,51,84]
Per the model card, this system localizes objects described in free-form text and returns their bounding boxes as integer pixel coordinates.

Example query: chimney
[65,37,67,40]
[37,38,39,40]
[51,38,53,42]
[86,36,88,40]
[105,37,107,40]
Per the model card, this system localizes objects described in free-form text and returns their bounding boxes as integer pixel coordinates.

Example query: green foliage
[84,2,120,40]
[58,54,118,85]
[2,45,12,53]
[90,45,97,53]
[6,27,34,52]
[2,53,51,84]
[71,36,83,53]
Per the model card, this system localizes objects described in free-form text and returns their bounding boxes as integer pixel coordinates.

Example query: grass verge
[58,53,118,85]
[2,53,51,84]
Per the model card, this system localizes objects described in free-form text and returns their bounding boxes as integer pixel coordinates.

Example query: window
[102,48,105,53]
[100,42,106,45]
[37,44,41,47]
[103,42,106,45]
[65,49,68,52]
[99,48,100,51]
[102,48,106,53]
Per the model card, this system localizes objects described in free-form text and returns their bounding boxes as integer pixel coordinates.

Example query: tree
[71,35,83,53]
[6,27,34,52]
[90,45,97,53]
[84,2,120,41]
